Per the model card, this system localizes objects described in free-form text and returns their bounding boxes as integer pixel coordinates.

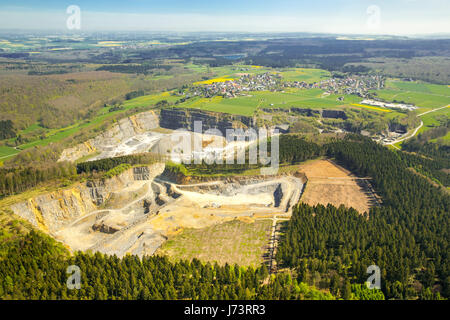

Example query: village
[183,72,282,98]
[282,74,384,97]
[181,72,385,100]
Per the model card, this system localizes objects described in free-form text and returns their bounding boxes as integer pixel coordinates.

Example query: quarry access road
[261,215,290,274]
[418,104,449,116]
[154,178,223,188]
[385,104,449,149]
[385,120,423,149]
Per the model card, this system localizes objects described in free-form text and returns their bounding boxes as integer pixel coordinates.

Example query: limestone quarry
[10,163,304,257]
[9,108,304,258]
[13,108,379,260]
[59,110,161,162]
[11,108,384,267]
[58,108,260,163]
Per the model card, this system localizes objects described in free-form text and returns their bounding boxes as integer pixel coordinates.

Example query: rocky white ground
[52,111,298,257]
[90,132,165,161]
[49,167,303,258]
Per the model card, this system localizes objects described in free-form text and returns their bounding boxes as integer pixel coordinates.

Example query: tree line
[96,64,172,75]
[0,230,339,300]
[0,152,162,198]
[0,162,76,198]
[76,153,162,175]
[0,120,16,140]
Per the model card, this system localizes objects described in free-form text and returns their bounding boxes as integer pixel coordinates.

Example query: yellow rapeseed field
[194,76,235,85]
[351,103,391,113]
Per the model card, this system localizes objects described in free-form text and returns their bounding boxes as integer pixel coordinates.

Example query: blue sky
[0,0,449,34]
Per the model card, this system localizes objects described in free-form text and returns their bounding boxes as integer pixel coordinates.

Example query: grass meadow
[156,219,272,267]
[373,80,450,110]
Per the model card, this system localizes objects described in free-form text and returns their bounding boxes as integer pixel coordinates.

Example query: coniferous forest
[0,134,448,300]
[0,230,338,300]
[277,135,449,300]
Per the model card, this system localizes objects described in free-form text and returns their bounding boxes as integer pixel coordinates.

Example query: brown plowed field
[298,159,374,214]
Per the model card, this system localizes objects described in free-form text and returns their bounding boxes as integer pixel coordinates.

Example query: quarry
[9,108,377,261]
[10,163,304,258]
[58,108,260,163]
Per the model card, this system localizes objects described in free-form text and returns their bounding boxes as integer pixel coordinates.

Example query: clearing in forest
[298,159,378,214]
[155,219,272,267]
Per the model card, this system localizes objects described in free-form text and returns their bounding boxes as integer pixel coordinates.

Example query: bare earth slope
[298,159,379,213]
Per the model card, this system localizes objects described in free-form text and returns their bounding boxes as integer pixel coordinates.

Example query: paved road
[384,104,449,148]
[385,120,423,149]
[418,104,449,116]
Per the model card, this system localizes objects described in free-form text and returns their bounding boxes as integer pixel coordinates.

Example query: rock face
[133,167,150,180]
[388,122,407,134]
[8,161,306,258]
[263,107,347,120]
[290,108,321,117]
[321,109,347,120]
[59,110,160,162]
[10,187,98,233]
[159,108,255,134]
[92,218,124,234]
[10,164,162,234]
[59,108,258,163]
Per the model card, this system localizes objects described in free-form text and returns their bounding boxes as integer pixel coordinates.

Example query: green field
[0,91,173,162]
[373,80,450,110]
[388,81,450,95]
[173,88,391,116]
[430,130,450,143]
[20,123,45,135]
[278,68,331,83]
[0,146,17,159]
[156,219,272,267]
[418,106,450,134]
[184,63,209,73]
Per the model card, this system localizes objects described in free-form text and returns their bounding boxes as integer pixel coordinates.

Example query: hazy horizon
[0,0,449,36]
